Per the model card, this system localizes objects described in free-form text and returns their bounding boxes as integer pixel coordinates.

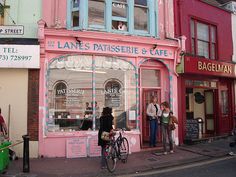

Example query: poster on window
[66,137,87,158]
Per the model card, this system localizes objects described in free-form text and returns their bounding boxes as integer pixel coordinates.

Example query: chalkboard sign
[185,119,199,139]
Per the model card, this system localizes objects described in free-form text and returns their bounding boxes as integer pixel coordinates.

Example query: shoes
[170,150,174,154]
[163,152,167,155]
[101,166,107,169]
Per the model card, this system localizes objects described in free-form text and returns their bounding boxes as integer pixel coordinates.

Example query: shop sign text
[0,45,40,68]
[47,40,172,59]
[198,61,232,74]
[0,25,24,35]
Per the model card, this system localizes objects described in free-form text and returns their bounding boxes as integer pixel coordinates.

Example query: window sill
[45,129,140,138]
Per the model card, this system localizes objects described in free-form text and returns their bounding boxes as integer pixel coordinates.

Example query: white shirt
[146,103,162,117]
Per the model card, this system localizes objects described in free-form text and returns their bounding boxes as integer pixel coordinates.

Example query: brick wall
[27,69,39,141]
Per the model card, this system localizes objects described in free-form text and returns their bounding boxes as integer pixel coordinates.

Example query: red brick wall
[27,69,39,141]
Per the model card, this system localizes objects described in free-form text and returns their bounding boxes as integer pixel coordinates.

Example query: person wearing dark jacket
[98,107,114,169]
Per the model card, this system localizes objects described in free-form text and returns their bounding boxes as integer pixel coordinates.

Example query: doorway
[185,87,217,138]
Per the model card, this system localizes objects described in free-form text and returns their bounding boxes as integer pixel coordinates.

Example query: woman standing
[160,101,174,154]
[146,96,161,147]
[98,107,114,169]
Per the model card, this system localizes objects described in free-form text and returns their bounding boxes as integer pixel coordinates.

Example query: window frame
[67,0,157,37]
[190,18,217,60]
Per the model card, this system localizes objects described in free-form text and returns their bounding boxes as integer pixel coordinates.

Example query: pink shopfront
[37,25,181,158]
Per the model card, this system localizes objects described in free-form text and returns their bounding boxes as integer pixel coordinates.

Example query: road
[126,156,236,177]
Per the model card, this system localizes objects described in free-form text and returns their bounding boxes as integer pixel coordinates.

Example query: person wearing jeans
[160,101,174,154]
[146,96,161,147]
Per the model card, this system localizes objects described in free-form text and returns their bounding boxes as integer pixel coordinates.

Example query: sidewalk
[2,137,233,177]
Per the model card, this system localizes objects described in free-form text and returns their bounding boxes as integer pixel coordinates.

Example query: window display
[47,55,137,132]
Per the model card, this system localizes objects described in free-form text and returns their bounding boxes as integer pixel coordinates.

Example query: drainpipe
[163,0,186,76]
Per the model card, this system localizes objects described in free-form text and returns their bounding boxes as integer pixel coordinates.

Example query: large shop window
[67,0,156,36]
[190,19,217,59]
[47,55,137,132]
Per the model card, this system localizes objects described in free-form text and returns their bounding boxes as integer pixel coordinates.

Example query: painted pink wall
[174,0,233,61]
[42,0,67,28]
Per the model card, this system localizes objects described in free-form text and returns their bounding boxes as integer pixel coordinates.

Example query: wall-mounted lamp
[75,37,81,44]
[152,44,158,50]
[180,51,185,56]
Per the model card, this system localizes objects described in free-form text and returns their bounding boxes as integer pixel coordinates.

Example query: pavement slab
[1,138,233,177]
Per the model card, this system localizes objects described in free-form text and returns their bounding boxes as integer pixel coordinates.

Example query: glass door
[204,90,215,134]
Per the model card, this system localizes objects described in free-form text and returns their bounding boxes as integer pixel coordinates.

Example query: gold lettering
[207,63,212,71]
[223,66,227,73]
[228,66,232,74]
[212,64,215,71]
[198,61,203,70]
[197,61,232,74]
[202,62,207,70]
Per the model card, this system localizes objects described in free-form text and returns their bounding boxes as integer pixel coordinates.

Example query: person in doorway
[146,96,161,147]
[98,107,114,169]
[160,101,174,155]
[0,108,8,137]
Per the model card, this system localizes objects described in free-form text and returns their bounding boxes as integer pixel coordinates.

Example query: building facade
[38,0,183,157]
[0,0,41,157]
[174,0,235,144]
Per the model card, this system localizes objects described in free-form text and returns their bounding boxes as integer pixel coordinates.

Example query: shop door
[218,82,231,134]
[204,90,216,134]
[142,89,161,143]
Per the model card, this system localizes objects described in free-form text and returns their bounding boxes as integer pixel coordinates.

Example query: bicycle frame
[108,132,123,160]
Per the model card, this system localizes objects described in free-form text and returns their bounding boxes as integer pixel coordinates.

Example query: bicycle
[104,128,129,173]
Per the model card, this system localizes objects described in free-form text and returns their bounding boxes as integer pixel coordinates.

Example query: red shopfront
[178,56,235,144]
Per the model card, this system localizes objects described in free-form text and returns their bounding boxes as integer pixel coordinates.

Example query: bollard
[22,135,30,173]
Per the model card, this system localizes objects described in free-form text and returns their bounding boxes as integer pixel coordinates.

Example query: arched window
[104,79,122,108]
[54,81,67,110]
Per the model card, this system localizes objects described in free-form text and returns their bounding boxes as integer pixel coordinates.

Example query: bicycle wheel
[105,145,117,172]
[120,137,129,163]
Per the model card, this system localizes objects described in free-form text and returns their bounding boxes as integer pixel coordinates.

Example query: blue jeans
[150,119,158,147]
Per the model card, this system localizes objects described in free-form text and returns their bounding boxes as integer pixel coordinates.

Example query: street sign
[0,25,24,35]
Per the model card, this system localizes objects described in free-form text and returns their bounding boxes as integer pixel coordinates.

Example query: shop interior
[185,86,216,139]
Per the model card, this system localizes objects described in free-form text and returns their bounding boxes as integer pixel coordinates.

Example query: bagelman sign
[184,56,235,78]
